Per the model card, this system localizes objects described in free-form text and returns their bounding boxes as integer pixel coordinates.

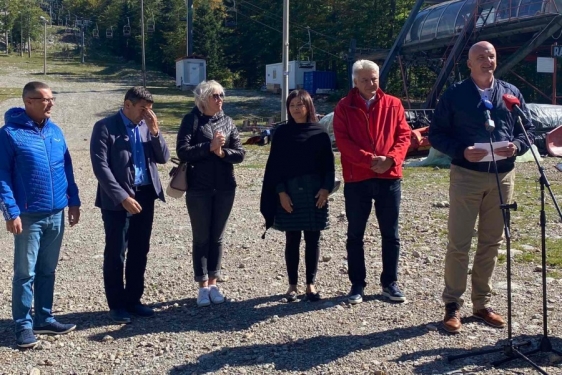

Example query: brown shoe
[443,302,462,333]
[473,307,506,328]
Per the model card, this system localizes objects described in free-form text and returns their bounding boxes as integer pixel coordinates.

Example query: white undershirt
[473,78,494,101]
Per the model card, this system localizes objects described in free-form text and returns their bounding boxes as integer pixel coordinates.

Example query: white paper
[473,141,509,162]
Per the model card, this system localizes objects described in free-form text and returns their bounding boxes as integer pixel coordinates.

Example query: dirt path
[0,67,561,375]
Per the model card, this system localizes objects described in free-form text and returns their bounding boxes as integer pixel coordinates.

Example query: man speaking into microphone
[429,41,534,334]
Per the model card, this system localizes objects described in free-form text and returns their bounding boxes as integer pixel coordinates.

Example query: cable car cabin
[225,19,237,27]
[147,20,155,33]
[123,25,131,37]
[93,29,99,38]
[298,58,314,69]
[106,28,113,38]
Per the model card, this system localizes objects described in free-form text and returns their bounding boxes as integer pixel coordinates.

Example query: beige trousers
[442,164,515,311]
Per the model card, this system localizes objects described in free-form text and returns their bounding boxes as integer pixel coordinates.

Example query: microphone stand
[448,124,547,374]
[492,116,562,368]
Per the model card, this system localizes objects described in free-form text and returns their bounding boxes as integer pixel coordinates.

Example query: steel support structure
[424,6,480,108]
[496,14,562,78]
[379,0,425,90]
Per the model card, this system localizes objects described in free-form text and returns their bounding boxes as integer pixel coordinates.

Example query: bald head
[468,41,497,84]
[468,41,496,60]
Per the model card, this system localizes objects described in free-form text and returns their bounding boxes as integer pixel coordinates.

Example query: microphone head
[502,94,521,111]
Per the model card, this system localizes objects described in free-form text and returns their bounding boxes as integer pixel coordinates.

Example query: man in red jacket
[333,60,411,304]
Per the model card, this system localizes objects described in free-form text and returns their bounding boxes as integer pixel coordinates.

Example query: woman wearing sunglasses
[176,80,245,307]
[261,89,335,302]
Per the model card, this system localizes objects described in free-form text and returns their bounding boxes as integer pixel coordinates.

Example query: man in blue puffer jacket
[0,81,81,348]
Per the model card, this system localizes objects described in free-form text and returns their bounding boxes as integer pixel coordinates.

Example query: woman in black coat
[176,80,245,307]
[261,89,335,302]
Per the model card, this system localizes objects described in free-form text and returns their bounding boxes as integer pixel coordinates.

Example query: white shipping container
[176,58,207,88]
[265,61,316,91]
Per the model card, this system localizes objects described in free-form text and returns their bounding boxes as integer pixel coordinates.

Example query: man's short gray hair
[352,60,379,78]
[22,81,50,99]
[193,80,224,113]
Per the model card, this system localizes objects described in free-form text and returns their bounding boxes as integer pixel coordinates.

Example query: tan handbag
[166,115,199,199]
[166,158,189,198]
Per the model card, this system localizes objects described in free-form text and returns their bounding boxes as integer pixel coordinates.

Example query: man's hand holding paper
[470,141,513,162]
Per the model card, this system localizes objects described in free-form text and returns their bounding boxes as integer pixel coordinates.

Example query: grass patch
[0,87,21,103]
[238,163,266,169]
[151,93,194,132]
[548,270,562,278]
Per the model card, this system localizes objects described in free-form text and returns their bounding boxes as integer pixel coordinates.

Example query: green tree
[193,0,233,85]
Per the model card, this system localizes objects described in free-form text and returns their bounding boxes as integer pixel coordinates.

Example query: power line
[235,9,281,34]
[235,8,343,60]
[236,0,340,42]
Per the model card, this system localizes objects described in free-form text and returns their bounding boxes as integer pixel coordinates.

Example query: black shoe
[33,321,76,335]
[109,308,132,324]
[381,282,406,302]
[305,292,322,302]
[348,285,364,304]
[16,329,38,348]
[127,304,154,317]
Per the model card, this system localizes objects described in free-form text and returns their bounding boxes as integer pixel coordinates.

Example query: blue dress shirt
[120,109,149,186]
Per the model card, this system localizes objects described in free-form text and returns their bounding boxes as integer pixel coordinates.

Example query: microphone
[484,109,495,132]
[482,98,495,132]
[502,94,527,119]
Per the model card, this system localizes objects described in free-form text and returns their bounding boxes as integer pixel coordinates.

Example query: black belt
[133,184,153,192]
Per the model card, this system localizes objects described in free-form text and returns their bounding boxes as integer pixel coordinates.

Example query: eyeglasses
[29,97,56,103]
[211,93,225,100]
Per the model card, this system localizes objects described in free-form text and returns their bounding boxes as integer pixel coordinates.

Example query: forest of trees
[0,0,418,89]
[0,0,557,103]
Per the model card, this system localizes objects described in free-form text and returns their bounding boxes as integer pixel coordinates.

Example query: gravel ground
[1,65,562,375]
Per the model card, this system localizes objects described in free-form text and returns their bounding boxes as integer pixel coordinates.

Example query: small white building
[265,61,316,93]
[176,57,206,90]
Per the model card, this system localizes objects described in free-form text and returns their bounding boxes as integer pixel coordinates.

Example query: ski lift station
[176,57,207,90]
[265,61,316,93]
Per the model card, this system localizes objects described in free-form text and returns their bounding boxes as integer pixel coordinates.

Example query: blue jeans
[12,210,64,332]
[344,178,401,288]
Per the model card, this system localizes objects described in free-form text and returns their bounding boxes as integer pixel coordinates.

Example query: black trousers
[344,178,401,288]
[285,230,321,285]
[186,189,235,282]
[101,186,156,310]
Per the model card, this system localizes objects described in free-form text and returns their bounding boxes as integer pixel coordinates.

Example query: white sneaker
[197,287,211,307]
[209,285,225,304]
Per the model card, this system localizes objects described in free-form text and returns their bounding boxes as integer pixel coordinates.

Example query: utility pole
[281,0,289,122]
[40,16,47,75]
[141,0,146,87]
[185,0,193,56]
[27,14,31,58]
[19,13,22,57]
[81,26,84,63]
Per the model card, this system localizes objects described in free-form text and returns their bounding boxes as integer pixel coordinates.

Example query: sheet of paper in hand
[473,141,509,162]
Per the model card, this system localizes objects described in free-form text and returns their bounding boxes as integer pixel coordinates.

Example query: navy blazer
[90,112,170,210]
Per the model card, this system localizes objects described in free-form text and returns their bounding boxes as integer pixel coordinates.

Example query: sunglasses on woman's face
[212,93,225,100]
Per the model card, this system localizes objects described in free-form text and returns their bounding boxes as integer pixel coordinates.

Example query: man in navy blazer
[90,86,170,323]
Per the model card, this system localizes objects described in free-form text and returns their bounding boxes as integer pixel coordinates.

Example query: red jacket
[333,88,411,182]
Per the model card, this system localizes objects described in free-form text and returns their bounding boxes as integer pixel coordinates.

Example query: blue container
[303,71,337,95]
